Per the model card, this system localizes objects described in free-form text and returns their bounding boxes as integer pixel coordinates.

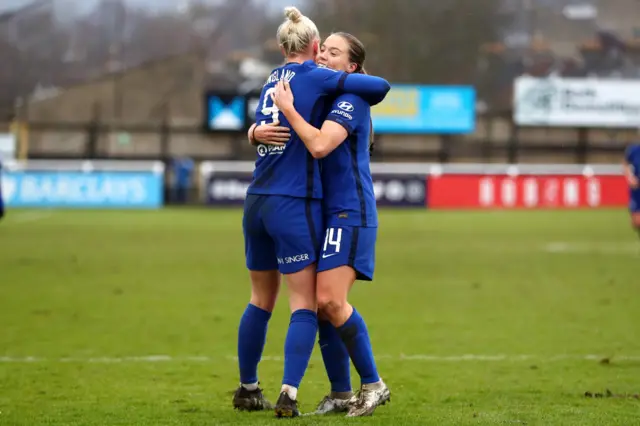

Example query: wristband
[251,125,258,146]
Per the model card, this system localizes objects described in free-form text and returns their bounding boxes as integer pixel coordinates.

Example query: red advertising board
[428,175,628,209]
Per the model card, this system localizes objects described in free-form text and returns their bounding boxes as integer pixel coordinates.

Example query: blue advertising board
[0,171,164,209]
[372,85,476,134]
[205,92,247,132]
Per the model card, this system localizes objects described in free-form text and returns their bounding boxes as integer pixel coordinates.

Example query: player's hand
[272,80,294,113]
[254,123,291,146]
[630,176,640,189]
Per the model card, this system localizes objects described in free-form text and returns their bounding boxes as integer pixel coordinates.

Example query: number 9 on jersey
[261,87,280,125]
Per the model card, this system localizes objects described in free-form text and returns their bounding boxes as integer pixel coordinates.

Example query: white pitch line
[544,242,640,255]
[9,210,54,224]
[1,354,640,363]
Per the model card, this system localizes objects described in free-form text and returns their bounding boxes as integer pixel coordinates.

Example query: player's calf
[631,213,640,238]
[315,319,354,415]
[235,270,279,412]
[317,267,386,416]
[276,264,319,417]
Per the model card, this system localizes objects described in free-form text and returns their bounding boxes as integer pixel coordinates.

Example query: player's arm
[273,81,349,159]
[247,123,258,146]
[623,161,639,189]
[312,67,391,106]
[624,146,639,189]
[286,115,346,160]
[247,123,290,147]
[342,74,390,105]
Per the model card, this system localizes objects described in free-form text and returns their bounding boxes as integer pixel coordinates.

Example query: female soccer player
[0,159,5,221]
[267,32,389,417]
[624,142,640,237]
[234,7,390,418]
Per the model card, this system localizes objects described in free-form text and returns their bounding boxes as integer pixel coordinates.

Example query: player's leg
[0,180,4,221]
[316,226,389,417]
[312,228,355,415]
[266,196,322,418]
[631,193,640,239]
[632,213,640,239]
[275,263,318,417]
[233,194,279,411]
[233,270,279,411]
[313,309,354,415]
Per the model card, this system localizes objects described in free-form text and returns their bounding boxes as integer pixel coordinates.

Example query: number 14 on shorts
[322,228,342,259]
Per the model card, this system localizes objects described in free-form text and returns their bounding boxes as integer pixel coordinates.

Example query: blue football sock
[237,303,271,385]
[337,307,380,385]
[282,309,318,389]
[318,320,352,393]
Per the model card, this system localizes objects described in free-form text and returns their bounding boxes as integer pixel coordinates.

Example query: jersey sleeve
[309,67,391,106]
[308,66,348,93]
[341,74,391,106]
[325,94,368,135]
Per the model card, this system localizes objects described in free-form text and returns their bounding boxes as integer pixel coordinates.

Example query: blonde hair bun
[277,6,319,56]
[284,6,302,23]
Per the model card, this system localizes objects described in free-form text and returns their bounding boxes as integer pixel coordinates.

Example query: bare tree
[307,0,506,84]
[0,0,306,120]
[0,0,70,119]
[0,37,23,119]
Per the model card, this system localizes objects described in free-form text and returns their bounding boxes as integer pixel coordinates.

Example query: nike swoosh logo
[322,253,338,259]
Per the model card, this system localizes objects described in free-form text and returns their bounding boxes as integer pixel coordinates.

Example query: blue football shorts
[243,194,323,274]
[316,225,377,281]
[630,189,640,213]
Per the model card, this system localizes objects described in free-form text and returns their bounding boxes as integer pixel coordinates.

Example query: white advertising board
[514,76,640,128]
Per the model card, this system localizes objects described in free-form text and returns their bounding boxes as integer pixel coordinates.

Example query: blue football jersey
[321,93,377,228]
[626,143,640,180]
[248,61,390,200]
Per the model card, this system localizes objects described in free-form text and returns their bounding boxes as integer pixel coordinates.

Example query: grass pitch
[0,208,639,425]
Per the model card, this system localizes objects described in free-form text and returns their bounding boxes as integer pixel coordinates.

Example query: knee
[250,290,277,313]
[250,297,276,313]
[317,292,346,322]
[249,270,280,312]
[250,286,278,313]
[284,264,317,312]
[288,292,316,313]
